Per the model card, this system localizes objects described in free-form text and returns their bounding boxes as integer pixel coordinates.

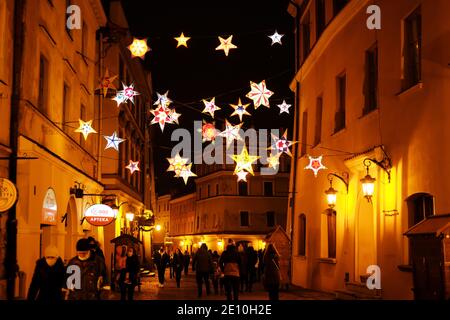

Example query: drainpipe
[6,0,26,300]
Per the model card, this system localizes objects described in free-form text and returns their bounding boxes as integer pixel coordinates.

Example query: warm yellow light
[198,242,203,247]
[128,38,150,59]
[125,213,134,222]
[325,186,337,208]
[180,241,185,246]
[155,224,162,231]
[361,174,376,201]
[217,240,223,247]
[174,32,190,48]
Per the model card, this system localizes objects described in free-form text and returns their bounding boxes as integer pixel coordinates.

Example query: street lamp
[361,160,376,203]
[325,172,349,208]
[125,212,135,222]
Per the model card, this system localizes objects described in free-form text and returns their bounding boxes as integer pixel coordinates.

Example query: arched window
[298,214,306,256]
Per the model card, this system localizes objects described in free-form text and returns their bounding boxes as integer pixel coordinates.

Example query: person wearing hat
[27,245,66,301]
[66,238,106,300]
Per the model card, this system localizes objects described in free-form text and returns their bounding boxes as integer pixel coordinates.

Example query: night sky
[121,0,295,196]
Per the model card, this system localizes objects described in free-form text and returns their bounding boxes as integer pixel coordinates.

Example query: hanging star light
[75,119,97,140]
[154,91,172,106]
[218,120,243,149]
[202,97,221,118]
[126,160,140,175]
[112,92,127,107]
[97,69,117,97]
[201,121,218,143]
[277,100,291,114]
[118,83,140,105]
[231,146,260,176]
[270,130,295,157]
[246,80,274,109]
[150,104,174,131]
[174,32,191,48]
[168,109,181,124]
[178,163,197,184]
[215,35,237,56]
[167,153,189,177]
[236,170,249,182]
[104,131,125,151]
[230,98,251,122]
[128,38,150,59]
[304,155,327,177]
[268,30,284,45]
[266,152,282,170]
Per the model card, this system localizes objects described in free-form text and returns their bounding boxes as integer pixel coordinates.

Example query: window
[314,97,323,146]
[301,12,311,64]
[267,211,275,227]
[38,55,48,114]
[333,0,348,16]
[364,44,378,114]
[62,83,70,133]
[240,211,249,227]
[326,210,336,258]
[264,181,273,196]
[80,104,86,148]
[300,111,308,156]
[298,214,306,256]
[238,181,248,196]
[334,74,346,133]
[81,21,88,64]
[316,0,326,39]
[402,7,421,90]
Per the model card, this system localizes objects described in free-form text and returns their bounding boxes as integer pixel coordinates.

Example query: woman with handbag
[263,243,281,301]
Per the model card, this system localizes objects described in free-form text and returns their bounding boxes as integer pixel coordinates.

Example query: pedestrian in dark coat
[219,240,241,301]
[238,244,248,292]
[211,251,221,295]
[119,247,140,300]
[27,246,65,301]
[88,237,108,290]
[173,248,184,288]
[183,250,190,275]
[66,239,106,300]
[193,243,212,297]
[246,245,258,292]
[257,249,264,281]
[263,243,281,301]
[153,247,169,287]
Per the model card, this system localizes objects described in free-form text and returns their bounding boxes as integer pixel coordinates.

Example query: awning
[110,234,142,245]
[404,214,450,237]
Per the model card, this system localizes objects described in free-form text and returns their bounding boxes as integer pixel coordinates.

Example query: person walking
[153,247,169,287]
[211,251,221,295]
[193,243,212,298]
[169,250,174,279]
[183,250,190,276]
[173,248,184,288]
[219,239,241,301]
[238,244,248,293]
[88,237,108,297]
[66,239,106,300]
[119,247,140,300]
[246,245,258,292]
[263,243,281,301]
[257,249,264,282]
[27,245,65,301]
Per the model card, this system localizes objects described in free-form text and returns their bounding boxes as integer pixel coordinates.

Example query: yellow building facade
[287,0,450,299]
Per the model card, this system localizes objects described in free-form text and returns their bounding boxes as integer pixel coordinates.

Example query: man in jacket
[193,243,212,297]
[219,239,241,301]
[183,250,190,276]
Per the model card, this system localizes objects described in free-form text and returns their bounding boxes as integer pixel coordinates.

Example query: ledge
[396,82,423,98]
[318,258,337,264]
[397,264,413,272]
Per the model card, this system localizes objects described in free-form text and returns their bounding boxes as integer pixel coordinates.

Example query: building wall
[288,0,450,299]
[154,194,171,246]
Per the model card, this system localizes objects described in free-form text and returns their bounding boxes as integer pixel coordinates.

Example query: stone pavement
[106,269,335,300]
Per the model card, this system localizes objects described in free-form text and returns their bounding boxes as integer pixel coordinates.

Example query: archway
[64,197,78,263]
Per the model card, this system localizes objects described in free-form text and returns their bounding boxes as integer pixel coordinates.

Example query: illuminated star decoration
[126,160,140,175]
[97,69,117,97]
[230,98,251,122]
[154,91,172,106]
[202,97,221,118]
[277,100,291,114]
[218,120,243,149]
[201,121,218,143]
[231,146,260,177]
[112,92,127,107]
[268,30,284,45]
[246,80,274,109]
[104,131,125,151]
[128,38,150,59]
[236,170,249,182]
[271,130,295,157]
[167,153,189,177]
[75,119,97,140]
[304,156,327,177]
[266,152,282,170]
[118,83,140,105]
[174,32,191,48]
[215,35,237,56]
[150,104,174,131]
[178,163,197,184]
[168,109,181,124]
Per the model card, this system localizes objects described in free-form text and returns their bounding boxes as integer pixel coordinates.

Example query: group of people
[27,237,141,301]
[153,239,282,301]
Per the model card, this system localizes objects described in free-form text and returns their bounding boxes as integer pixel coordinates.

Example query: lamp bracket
[327,172,349,193]
[363,156,392,183]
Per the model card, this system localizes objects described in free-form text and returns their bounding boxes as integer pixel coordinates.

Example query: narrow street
[105,270,334,300]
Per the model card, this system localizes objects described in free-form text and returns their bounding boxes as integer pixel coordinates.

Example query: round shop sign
[0,178,18,212]
[84,204,116,226]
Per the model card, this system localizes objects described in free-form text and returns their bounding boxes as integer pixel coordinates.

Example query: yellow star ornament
[215,35,237,56]
[128,38,150,59]
[174,32,191,48]
[75,119,97,140]
[167,153,189,177]
[231,146,260,176]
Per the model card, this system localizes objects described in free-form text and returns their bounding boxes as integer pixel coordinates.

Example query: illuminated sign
[42,188,57,225]
[84,204,115,227]
[0,178,18,212]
